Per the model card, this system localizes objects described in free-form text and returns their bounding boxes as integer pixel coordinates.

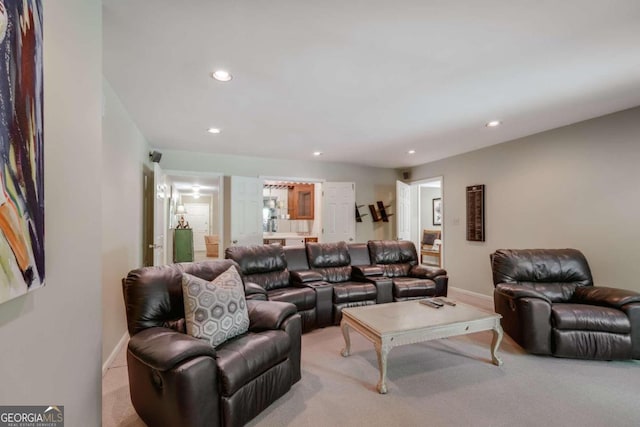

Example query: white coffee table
[340,300,503,394]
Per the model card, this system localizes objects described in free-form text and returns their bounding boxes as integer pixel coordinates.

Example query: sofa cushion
[307,242,353,282]
[422,230,440,245]
[182,268,249,347]
[491,249,593,289]
[393,278,436,299]
[267,287,316,311]
[307,242,351,267]
[216,329,291,396]
[379,263,412,278]
[552,303,631,334]
[225,244,290,290]
[368,240,418,265]
[333,282,377,304]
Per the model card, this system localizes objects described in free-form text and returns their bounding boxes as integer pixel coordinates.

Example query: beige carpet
[103,317,640,427]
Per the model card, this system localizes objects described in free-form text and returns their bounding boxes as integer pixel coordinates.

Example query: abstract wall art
[0,0,44,304]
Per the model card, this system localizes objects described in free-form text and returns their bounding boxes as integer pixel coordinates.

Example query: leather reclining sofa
[122,240,446,426]
[226,239,449,331]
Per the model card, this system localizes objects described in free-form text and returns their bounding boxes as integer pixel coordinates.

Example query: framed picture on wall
[432,198,442,226]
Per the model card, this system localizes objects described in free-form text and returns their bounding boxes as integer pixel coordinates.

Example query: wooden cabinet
[174,229,194,262]
[288,184,315,219]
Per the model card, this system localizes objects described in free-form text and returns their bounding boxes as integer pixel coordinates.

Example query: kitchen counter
[263,233,318,245]
[263,233,316,239]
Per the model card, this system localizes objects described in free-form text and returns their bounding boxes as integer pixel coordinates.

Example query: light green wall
[101,79,151,363]
[408,107,640,296]
[159,150,400,242]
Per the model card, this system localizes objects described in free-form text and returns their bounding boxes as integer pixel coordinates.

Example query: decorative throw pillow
[422,231,440,246]
[182,267,250,348]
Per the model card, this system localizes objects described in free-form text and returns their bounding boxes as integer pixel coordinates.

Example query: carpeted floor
[103,309,640,427]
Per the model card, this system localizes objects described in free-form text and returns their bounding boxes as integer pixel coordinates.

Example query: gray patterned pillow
[182,267,249,347]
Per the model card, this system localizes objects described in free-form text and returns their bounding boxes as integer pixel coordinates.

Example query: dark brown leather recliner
[225,243,326,332]
[367,240,448,301]
[306,241,378,324]
[284,245,334,328]
[491,249,640,360]
[123,259,302,427]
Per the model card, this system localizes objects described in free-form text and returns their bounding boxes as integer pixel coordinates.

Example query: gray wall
[159,150,399,242]
[102,80,151,363]
[420,187,442,233]
[408,107,640,296]
[0,1,102,424]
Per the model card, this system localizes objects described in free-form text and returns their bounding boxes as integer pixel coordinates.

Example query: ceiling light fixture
[407,150,416,154]
[207,127,221,134]
[313,151,323,156]
[486,120,501,127]
[211,70,232,82]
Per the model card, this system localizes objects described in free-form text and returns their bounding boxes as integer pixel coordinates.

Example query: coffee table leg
[340,321,351,357]
[375,341,389,394]
[491,322,504,366]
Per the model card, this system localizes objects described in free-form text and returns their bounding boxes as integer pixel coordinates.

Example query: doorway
[142,165,154,267]
[170,173,222,261]
[417,178,443,267]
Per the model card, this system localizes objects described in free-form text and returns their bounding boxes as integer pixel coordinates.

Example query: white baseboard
[102,331,129,377]
[448,286,494,312]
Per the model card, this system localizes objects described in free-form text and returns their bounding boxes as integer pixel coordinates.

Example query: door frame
[409,176,444,267]
[142,165,154,267]
[164,169,224,257]
[260,175,325,240]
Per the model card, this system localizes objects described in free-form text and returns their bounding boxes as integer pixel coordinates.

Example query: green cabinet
[174,229,194,262]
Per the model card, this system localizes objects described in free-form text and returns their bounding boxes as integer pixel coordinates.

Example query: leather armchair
[306,241,378,324]
[226,244,321,332]
[123,259,302,427]
[491,249,640,360]
[367,240,448,301]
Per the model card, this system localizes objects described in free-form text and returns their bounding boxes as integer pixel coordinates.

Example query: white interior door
[184,202,210,251]
[230,176,263,246]
[153,163,167,265]
[396,180,411,241]
[322,182,355,243]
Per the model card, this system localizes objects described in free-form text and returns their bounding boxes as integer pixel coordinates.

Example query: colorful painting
[0,0,44,304]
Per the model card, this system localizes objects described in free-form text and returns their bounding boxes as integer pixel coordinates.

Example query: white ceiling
[103,1,640,169]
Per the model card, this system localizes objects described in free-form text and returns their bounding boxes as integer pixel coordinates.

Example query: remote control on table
[435,297,456,306]
[420,299,442,308]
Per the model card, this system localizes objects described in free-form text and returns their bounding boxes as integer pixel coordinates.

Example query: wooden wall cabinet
[288,184,315,219]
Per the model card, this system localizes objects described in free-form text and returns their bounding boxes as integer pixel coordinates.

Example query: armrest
[290,270,325,284]
[351,265,383,278]
[128,327,216,371]
[495,283,552,304]
[572,286,640,308]
[247,300,297,331]
[244,281,268,300]
[410,265,446,279]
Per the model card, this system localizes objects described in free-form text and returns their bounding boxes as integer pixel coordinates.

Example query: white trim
[448,286,494,312]
[102,331,129,377]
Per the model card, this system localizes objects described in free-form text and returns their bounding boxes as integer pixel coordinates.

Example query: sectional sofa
[225,239,449,332]
[122,239,447,426]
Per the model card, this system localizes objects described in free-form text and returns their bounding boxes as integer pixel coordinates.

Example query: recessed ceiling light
[486,120,501,127]
[207,127,221,134]
[407,150,416,154]
[313,151,323,156]
[211,70,232,82]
